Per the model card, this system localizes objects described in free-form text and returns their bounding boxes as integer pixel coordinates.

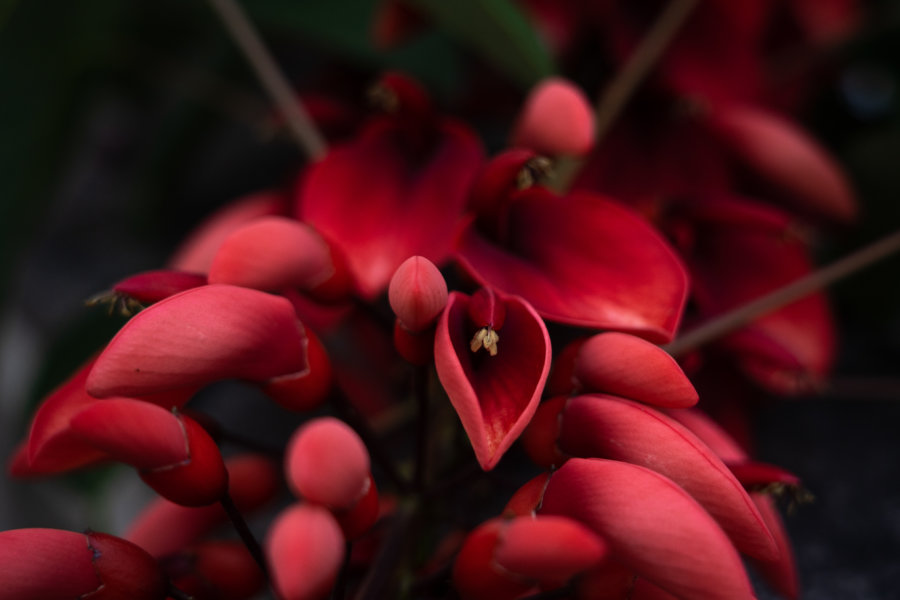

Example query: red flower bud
[70,399,227,506]
[511,77,595,156]
[0,528,166,600]
[388,255,448,332]
[286,417,371,510]
[261,325,333,411]
[266,504,345,600]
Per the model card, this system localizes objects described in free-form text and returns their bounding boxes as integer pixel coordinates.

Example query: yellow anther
[470,327,500,356]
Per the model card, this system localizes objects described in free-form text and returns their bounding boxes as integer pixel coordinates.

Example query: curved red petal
[87,285,308,400]
[297,119,484,298]
[434,292,551,470]
[558,395,778,561]
[573,332,698,407]
[456,189,688,343]
[540,458,755,600]
[208,217,338,292]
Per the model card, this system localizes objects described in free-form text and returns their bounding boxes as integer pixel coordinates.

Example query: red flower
[457,151,689,342]
[435,288,551,470]
[296,73,484,299]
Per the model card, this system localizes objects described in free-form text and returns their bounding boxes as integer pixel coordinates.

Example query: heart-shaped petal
[435,291,551,470]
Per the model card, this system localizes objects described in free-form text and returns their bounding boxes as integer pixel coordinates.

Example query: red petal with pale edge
[511,77,595,156]
[494,516,608,585]
[574,332,698,407]
[285,417,370,510]
[435,292,551,470]
[298,119,483,299]
[87,285,307,400]
[711,105,857,222]
[559,395,778,561]
[127,454,279,557]
[0,529,166,600]
[456,189,688,343]
[540,458,755,600]
[266,504,345,600]
[208,217,337,292]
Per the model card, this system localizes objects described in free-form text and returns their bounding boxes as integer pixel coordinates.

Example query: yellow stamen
[470,327,500,356]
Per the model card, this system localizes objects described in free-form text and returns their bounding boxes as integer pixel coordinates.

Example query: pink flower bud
[573,332,698,408]
[266,504,345,600]
[511,77,595,156]
[70,399,227,506]
[286,417,370,510]
[388,256,448,332]
[0,528,166,600]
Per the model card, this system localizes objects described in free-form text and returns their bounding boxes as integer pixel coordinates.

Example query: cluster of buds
[4,0,861,597]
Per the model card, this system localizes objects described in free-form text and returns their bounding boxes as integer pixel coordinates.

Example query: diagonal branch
[206,0,328,161]
[664,228,900,357]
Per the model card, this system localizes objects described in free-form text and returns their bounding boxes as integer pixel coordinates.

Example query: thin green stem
[664,228,900,357]
[205,0,328,160]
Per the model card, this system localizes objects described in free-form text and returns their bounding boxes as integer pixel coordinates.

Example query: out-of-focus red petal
[727,460,802,489]
[711,105,857,222]
[511,77,595,156]
[208,217,339,293]
[334,473,380,540]
[558,395,778,561]
[297,118,484,299]
[434,292,551,470]
[494,516,608,586]
[451,519,536,600]
[167,541,265,600]
[127,454,279,557]
[87,285,308,400]
[575,562,680,600]
[285,417,370,510]
[169,190,286,273]
[266,503,345,600]
[573,332,698,407]
[87,531,168,600]
[540,458,755,600]
[457,188,688,343]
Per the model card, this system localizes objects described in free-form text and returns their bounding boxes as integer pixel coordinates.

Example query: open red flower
[435,288,551,470]
[456,151,688,343]
[296,73,484,299]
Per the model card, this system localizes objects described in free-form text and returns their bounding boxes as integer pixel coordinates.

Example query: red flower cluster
[4,0,860,598]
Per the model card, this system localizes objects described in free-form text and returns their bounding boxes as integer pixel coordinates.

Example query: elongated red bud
[208,217,344,295]
[540,458,755,600]
[87,285,308,402]
[70,399,227,506]
[266,504,345,600]
[452,520,535,600]
[388,256,448,332]
[558,395,778,561]
[511,77,595,156]
[286,417,371,510]
[0,528,166,600]
[573,332,698,408]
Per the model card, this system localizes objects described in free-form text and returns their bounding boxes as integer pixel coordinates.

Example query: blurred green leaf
[402,0,554,88]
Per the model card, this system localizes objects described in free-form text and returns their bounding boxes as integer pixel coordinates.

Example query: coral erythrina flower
[435,288,551,470]
[456,150,688,343]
